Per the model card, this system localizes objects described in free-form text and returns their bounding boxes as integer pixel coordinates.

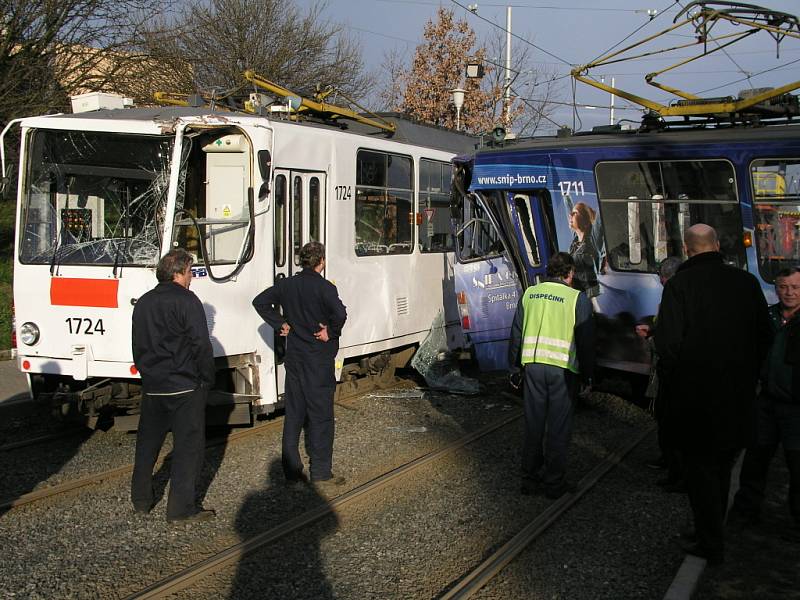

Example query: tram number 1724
[65,318,106,335]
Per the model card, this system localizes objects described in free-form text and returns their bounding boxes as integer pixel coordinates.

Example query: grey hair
[658,256,682,282]
[156,248,194,283]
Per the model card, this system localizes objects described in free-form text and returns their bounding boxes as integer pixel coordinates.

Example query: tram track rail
[0,429,86,453]
[124,416,655,600]
[0,417,284,512]
[124,409,525,600]
[439,425,656,599]
[0,375,414,513]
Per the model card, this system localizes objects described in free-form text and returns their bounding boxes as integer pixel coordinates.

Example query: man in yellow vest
[508,251,595,498]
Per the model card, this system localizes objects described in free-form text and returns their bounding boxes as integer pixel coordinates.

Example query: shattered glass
[411,310,480,395]
[20,130,179,267]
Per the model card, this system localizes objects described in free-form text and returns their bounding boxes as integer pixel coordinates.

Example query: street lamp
[466,60,484,79]
[451,88,466,131]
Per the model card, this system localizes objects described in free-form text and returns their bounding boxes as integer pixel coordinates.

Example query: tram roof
[38,107,477,155]
[477,122,800,155]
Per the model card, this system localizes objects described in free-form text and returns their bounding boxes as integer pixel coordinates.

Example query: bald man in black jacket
[656,224,772,565]
[253,242,347,489]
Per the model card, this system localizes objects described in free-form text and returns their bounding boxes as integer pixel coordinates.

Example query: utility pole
[504,6,512,129]
[610,76,616,125]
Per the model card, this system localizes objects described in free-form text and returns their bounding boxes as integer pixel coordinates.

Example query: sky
[296,0,800,134]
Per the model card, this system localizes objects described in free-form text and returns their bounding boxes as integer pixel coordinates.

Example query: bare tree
[378,47,408,112]
[482,27,561,136]
[132,0,372,104]
[0,0,172,123]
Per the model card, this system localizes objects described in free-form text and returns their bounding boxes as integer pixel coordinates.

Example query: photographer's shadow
[229,458,339,599]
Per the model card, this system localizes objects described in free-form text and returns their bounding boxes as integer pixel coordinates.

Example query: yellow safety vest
[520,281,579,373]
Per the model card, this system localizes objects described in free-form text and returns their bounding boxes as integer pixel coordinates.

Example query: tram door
[509,191,556,283]
[272,169,327,396]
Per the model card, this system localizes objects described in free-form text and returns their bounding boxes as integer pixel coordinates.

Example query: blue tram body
[453,124,800,374]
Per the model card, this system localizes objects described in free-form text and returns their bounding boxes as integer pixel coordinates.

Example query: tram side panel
[459,131,800,376]
[13,112,471,424]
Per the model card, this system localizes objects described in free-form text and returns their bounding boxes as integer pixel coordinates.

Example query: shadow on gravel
[228,458,338,599]
[695,451,800,600]
[0,399,93,519]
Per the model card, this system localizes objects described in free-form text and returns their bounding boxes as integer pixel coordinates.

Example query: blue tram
[451,122,800,374]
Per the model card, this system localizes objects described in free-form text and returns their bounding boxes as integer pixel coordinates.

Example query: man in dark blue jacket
[253,242,347,490]
[131,248,216,522]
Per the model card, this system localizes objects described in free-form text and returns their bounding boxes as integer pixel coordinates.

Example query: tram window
[20,130,173,266]
[512,194,541,266]
[355,150,413,256]
[293,175,302,265]
[751,158,800,282]
[597,159,744,272]
[456,193,504,262]
[274,174,287,267]
[172,131,253,267]
[310,177,321,242]
[419,159,454,253]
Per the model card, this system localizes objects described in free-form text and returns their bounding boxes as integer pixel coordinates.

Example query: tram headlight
[19,322,40,346]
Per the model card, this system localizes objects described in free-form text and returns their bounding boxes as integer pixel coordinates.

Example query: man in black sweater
[732,266,800,541]
[655,224,771,564]
[253,242,347,490]
[131,248,215,522]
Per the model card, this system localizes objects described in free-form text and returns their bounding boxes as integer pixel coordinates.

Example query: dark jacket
[252,269,347,362]
[764,303,800,403]
[654,252,772,451]
[131,282,215,394]
[507,277,595,380]
[569,233,600,298]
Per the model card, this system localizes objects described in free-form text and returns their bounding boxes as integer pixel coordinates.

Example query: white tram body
[8,106,474,426]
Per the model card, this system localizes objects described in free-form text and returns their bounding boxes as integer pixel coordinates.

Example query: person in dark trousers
[641,256,685,492]
[253,241,347,491]
[655,224,771,565]
[131,248,216,523]
[508,252,595,499]
[731,266,800,542]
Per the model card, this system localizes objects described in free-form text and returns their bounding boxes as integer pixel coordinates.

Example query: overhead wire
[587,0,681,64]
[449,0,573,66]
[697,55,800,95]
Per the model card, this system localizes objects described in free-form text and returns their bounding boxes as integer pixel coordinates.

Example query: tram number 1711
[558,180,585,197]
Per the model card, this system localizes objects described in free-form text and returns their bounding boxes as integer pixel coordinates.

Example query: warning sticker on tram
[424,208,435,221]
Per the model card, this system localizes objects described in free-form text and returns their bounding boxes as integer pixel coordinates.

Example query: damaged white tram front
[8,107,472,427]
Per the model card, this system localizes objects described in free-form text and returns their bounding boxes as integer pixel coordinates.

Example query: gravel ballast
[2,379,701,599]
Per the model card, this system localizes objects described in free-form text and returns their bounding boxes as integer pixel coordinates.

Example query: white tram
[5,94,475,427]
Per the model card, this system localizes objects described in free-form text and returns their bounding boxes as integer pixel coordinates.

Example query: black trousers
[282,356,336,481]
[654,387,683,482]
[734,396,800,524]
[683,447,739,558]
[521,363,576,490]
[131,388,206,519]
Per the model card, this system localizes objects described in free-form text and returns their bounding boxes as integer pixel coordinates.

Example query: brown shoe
[167,508,216,523]
[312,475,346,494]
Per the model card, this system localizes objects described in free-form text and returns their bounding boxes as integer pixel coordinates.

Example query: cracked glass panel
[20,130,174,266]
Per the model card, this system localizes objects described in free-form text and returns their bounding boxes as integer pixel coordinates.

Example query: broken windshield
[19,129,175,267]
